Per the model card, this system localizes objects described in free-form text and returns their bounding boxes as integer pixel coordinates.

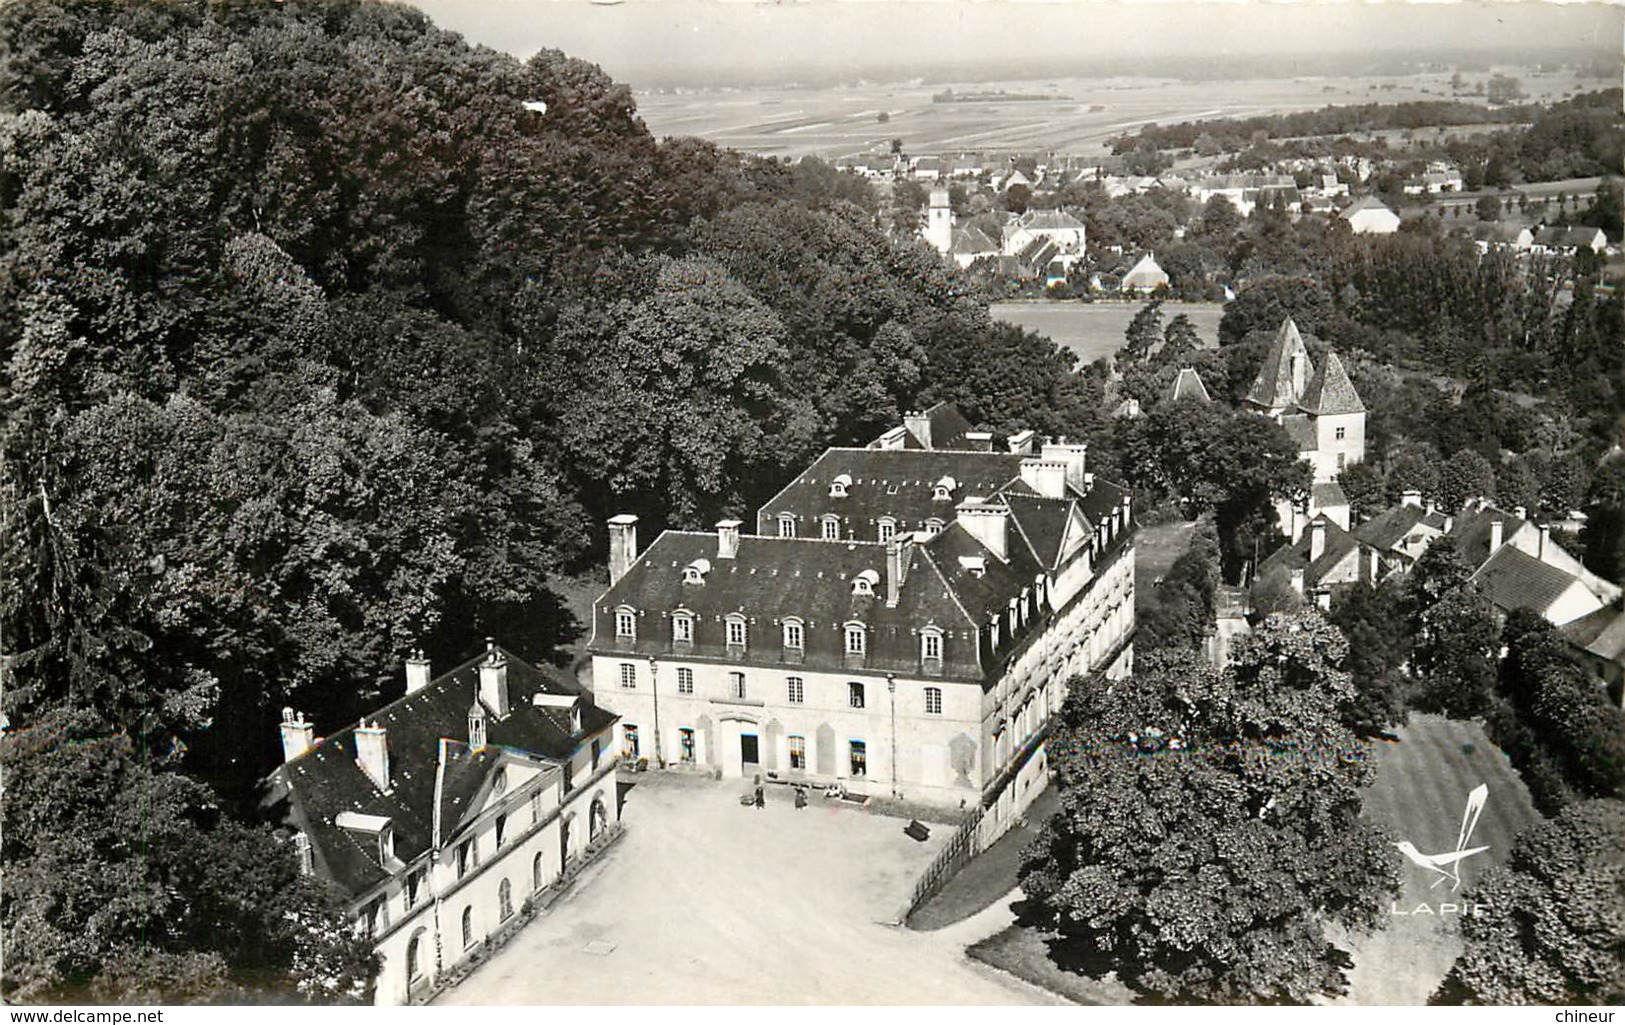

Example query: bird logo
[1393,783,1489,891]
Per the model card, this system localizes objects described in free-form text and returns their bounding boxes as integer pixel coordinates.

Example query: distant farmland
[632,72,1545,161]
[991,301,1226,366]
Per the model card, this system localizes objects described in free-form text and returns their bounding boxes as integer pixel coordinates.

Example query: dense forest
[0,0,1101,1001]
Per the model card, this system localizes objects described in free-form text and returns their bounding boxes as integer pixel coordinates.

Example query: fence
[898,802,987,923]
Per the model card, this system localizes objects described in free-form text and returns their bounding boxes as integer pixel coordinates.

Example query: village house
[260,644,622,1006]
[586,406,1136,846]
[1256,514,1377,610]
[1341,196,1401,235]
[1531,224,1608,256]
[1121,253,1169,293]
[1351,490,1453,577]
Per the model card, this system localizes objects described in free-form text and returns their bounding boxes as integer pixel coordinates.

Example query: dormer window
[829,473,853,498]
[852,569,879,596]
[615,607,636,639]
[725,615,747,648]
[845,623,867,656]
[673,612,694,644]
[924,518,944,537]
[682,558,710,585]
[821,515,841,541]
[921,628,944,663]
[783,618,804,651]
[877,518,896,543]
[933,476,957,502]
[777,514,796,538]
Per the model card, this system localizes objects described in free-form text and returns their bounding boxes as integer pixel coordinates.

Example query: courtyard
[437,771,1063,1005]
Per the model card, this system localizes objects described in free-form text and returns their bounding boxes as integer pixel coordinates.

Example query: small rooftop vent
[853,568,881,595]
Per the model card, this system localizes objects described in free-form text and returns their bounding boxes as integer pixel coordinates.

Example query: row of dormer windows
[614,607,948,662]
[615,664,948,717]
[774,514,943,541]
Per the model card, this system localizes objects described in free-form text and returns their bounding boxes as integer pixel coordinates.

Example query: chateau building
[1246,317,1366,538]
[586,407,1135,844]
[260,644,620,1006]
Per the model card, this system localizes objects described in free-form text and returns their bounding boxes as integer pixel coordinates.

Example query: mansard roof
[260,646,614,898]
[1298,351,1364,415]
[756,447,1034,536]
[1245,318,1311,410]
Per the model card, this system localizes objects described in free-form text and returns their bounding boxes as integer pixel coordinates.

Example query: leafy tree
[1433,799,1625,1005]
[1326,581,1411,734]
[1475,195,1501,222]
[1410,585,1501,719]
[1137,517,1221,652]
[1119,300,1164,363]
[1161,313,1202,361]
[1336,462,1388,522]
[1580,455,1625,581]
[1,708,376,1003]
[1218,276,1335,345]
[1438,448,1496,511]
[1021,646,1398,1004]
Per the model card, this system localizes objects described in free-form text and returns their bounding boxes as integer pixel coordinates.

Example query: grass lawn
[1133,518,1197,593]
[1333,713,1544,1005]
[990,301,1225,367]
[967,925,1134,1006]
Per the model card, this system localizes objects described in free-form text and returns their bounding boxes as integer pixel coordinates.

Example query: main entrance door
[740,732,760,769]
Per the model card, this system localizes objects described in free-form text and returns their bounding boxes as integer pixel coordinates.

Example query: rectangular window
[673,616,693,643]
[849,740,867,777]
[457,840,473,879]
[922,632,942,661]
[1335,426,1347,441]
[726,619,746,647]
[619,662,637,688]
[616,610,635,638]
[778,516,795,538]
[405,871,420,912]
[845,627,865,656]
[591,738,602,771]
[848,682,866,709]
[822,518,840,540]
[623,724,640,759]
[729,672,747,700]
[495,813,507,849]
[925,686,943,715]
[677,667,694,694]
[679,728,695,763]
[878,520,895,543]
[787,676,804,704]
[530,790,542,824]
[789,735,805,770]
[783,621,803,650]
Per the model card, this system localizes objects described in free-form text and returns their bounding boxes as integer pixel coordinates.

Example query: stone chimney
[1310,520,1326,563]
[608,514,639,585]
[956,499,1008,561]
[280,707,314,763]
[1513,506,1528,521]
[1019,458,1069,499]
[355,720,390,792]
[1539,524,1550,560]
[1489,519,1504,553]
[405,649,431,695]
[964,431,993,452]
[1290,567,1305,595]
[904,410,932,449]
[717,519,742,560]
[1008,429,1037,455]
[885,534,913,608]
[876,425,907,450]
[479,639,509,719]
[1401,489,1423,509]
[1039,439,1088,494]
[1120,494,1132,529]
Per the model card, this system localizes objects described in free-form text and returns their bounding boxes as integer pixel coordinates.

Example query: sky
[411,0,1625,86]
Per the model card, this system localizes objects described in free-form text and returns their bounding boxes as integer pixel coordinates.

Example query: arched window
[782,618,804,651]
[821,515,841,541]
[777,513,796,538]
[498,879,514,921]
[406,930,424,981]
[672,611,695,644]
[920,628,944,663]
[533,851,546,892]
[460,906,474,949]
[724,614,747,649]
[614,606,636,639]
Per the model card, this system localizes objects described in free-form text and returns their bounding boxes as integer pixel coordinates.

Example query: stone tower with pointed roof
[1245,317,1366,537]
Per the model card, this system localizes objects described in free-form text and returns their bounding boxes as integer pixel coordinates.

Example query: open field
[991,301,1225,366]
[441,772,1062,1005]
[633,70,1602,162]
